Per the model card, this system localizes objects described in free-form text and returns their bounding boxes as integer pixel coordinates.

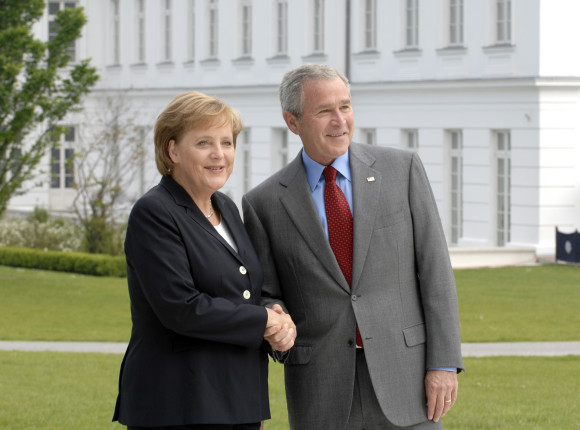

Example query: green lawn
[0,266,130,341]
[1,263,579,429]
[0,352,578,430]
[455,265,580,342]
[1,264,579,343]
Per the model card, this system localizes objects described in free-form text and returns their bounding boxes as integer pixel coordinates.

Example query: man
[242,64,464,430]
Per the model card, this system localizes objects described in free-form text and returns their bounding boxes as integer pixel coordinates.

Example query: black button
[347,339,355,347]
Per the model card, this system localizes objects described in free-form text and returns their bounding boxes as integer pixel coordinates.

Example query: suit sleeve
[242,194,291,361]
[125,195,267,349]
[408,152,464,371]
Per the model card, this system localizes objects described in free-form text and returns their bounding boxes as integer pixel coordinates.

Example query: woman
[113,92,295,429]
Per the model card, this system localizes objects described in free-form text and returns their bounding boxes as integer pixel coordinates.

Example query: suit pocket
[374,209,407,231]
[284,344,312,365]
[403,323,426,347]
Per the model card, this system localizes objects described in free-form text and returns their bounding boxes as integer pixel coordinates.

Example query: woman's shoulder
[130,183,173,217]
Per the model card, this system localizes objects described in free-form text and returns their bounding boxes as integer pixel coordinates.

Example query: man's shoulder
[351,142,413,159]
[245,158,302,201]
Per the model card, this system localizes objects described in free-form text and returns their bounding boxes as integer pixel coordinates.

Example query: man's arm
[242,194,294,360]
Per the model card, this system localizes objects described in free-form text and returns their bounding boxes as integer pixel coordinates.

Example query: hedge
[0,246,126,277]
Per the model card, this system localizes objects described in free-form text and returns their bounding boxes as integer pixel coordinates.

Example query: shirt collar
[302,149,351,192]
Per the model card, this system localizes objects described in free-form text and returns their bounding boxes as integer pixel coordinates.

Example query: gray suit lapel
[279,152,350,292]
[350,144,381,290]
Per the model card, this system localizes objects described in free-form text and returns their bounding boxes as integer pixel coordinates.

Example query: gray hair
[279,64,350,118]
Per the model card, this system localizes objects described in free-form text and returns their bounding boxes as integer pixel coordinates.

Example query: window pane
[49,2,60,15]
[51,149,60,188]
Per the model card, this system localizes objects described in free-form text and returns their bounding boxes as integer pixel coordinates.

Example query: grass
[1,263,579,429]
[0,352,578,430]
[444,356,580,429]
[0,266,130,341]
[455,265,580,342]
[1,264,579,343]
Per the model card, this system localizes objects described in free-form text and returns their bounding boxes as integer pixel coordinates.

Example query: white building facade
[8,0,580,258]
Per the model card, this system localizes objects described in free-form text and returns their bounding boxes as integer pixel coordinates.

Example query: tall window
[241,130,252,193]
[364,0,377,50]
[496,131,511,246]
[313,0,324,52]
[405,0,419,48]
[188,0,196,61]
[241,1,252,56]
[48,1,77,62]
[362,129,376,145]
[136,126,147,196]
[162,0,172,61]
[111,0,120,64]
[449,0,463,46]
[276,0,288,55]
[135,0,146,63]
[272,129,288,171]
[496,0,511,44]
[50,127,75,189]
[449,131,463,245]
[208,0,219,57]
[404,129,419,151]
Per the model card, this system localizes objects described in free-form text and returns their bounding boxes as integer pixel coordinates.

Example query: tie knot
[323,166,338,184]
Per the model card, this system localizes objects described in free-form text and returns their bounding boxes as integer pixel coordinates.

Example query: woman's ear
[168,139,179,163]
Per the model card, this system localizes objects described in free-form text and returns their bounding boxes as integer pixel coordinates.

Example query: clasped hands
[264,304,296,352]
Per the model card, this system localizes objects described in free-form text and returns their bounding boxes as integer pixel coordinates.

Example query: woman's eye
[197,140,209,146]
[223,141,233,146]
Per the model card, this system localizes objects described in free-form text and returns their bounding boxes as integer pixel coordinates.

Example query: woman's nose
[210,144,223,158]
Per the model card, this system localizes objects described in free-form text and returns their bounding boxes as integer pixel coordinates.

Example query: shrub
[0,215,82,252]
[0,246,126,277]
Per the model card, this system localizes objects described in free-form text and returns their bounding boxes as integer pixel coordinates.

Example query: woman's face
[168,124,235,199]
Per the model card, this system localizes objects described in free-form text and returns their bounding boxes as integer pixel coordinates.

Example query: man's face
[284,77,354,166]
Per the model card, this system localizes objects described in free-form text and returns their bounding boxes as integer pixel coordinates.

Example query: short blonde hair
[154,91,243,175]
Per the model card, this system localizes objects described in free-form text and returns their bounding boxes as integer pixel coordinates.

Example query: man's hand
[264,304,296,352]
[425,369,458,422]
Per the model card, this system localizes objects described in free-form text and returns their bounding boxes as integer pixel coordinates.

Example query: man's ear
[283,111,300,135]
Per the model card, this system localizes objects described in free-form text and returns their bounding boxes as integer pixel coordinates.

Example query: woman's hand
[264,304,296,352]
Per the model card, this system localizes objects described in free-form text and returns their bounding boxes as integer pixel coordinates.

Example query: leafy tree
[0,0,99,216]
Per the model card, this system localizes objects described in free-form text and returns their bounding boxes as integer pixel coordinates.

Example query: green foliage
[0,212,82,251]
[0,246,126,277]
[0,0,99,216]
[0,210,127,255]
[80,217,126,255]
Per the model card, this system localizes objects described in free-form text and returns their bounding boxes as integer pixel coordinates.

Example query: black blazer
[113,175,269,427]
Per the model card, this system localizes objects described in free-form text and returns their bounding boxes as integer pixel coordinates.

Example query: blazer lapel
[349,144,381,291]
[213,193,250,261]
[279,152,351,292]
[160,176,243,263]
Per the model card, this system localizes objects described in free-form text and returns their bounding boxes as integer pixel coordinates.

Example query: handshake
[264,304,296,352]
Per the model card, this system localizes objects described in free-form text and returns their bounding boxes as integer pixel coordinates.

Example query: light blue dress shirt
[301,148,456,373]
[301,149,352,239]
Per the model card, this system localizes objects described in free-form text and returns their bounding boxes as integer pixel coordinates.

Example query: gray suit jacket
[242,143,464,429]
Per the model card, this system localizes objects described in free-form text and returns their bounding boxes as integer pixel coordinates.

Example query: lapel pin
[366,177,376,182]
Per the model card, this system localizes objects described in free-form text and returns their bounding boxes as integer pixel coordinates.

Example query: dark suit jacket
[243,143,464,429]
[113,175,269,427]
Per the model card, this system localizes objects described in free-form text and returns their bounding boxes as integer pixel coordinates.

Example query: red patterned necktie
[323,166,363,348]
